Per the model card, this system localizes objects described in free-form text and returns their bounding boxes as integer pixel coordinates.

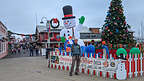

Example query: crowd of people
[10,43,41,56]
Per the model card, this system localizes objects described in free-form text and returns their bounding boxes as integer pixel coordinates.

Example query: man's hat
[62,5,75,20]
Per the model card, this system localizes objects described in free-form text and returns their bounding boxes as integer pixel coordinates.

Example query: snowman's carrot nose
[65,22,68,24]
[65,21,68,24]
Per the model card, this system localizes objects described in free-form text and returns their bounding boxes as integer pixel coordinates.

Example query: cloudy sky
[0,0,144,37]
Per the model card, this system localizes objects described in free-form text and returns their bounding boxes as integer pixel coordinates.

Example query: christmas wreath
[50,18,60,28]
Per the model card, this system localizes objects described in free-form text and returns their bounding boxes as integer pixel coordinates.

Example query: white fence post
[129,54,132,78]
[140,53,143,76]
[135,54,138,77]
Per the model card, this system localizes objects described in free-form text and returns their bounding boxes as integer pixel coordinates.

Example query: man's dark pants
[30,50,33,56]
[70,55,81,74]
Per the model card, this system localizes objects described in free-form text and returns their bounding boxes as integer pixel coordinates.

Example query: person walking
[22,44,26,54]
[29,44,34,56]
[69,39,81,76]
[35,45,39,56]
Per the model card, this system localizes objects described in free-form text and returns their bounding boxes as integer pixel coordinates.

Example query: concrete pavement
[0,56,144,81]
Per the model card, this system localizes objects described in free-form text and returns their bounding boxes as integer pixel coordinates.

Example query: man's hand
[79,16,85,24]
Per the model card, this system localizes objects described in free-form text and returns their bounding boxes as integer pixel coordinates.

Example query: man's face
[74,39,78,44]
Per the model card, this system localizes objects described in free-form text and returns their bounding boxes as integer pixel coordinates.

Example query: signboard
[80,33,101,39]
[59,56,72,65]
[50,55,120,72]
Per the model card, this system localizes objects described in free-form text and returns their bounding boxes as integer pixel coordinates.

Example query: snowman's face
[63,18,76,29]
[60,28,73,39]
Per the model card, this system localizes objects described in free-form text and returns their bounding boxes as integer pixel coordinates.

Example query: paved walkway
[0,56,144,81]
[6,49,40,58]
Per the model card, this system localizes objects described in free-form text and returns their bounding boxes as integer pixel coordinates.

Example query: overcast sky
[0,0,144,37]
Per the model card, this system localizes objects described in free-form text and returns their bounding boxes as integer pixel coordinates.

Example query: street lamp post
[40,17,50,48]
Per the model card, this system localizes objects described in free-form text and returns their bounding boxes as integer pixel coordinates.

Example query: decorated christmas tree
[102,0,135,44]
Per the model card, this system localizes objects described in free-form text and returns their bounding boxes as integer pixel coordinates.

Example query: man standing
[69,39,81,76]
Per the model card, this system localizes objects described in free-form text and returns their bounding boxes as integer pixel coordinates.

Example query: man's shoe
[69,73,72,76]
[75,72,79,75]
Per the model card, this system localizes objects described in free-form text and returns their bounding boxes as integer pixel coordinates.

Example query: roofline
[0,21,7,29]
[89,27,101,29]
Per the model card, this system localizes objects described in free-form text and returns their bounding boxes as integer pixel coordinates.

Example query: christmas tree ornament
[114,22,117,25]
[110,32,112,35]
[106,26,109,30]
[116,29,119,33]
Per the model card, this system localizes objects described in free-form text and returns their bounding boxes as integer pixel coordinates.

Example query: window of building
[0,42,6,54]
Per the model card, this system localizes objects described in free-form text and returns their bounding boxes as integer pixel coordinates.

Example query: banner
[50,55,120,72]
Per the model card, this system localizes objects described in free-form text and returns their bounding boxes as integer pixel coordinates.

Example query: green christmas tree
[102,0,135,44]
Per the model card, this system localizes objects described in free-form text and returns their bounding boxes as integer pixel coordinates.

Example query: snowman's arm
[79,16,85,24]
[75,16,85,31]
[75,24,83,31]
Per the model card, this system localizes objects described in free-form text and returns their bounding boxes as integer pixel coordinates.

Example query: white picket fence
[48,51,144,79]
[125,53,144,78]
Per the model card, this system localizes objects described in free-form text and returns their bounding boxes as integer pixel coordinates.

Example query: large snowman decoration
[60,5,85,47]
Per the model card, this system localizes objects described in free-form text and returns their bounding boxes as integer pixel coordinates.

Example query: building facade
[79,27,101,45]
[36,25,62,48]
[0,21,8,59]
[36,25,101,48]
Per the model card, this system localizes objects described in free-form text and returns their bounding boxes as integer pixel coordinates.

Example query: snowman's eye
[68,34,70,36]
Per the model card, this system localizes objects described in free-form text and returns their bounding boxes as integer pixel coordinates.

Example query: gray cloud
[0,0,144,36]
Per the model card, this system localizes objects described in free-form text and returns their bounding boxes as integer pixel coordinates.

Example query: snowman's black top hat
[62,5,75,20]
